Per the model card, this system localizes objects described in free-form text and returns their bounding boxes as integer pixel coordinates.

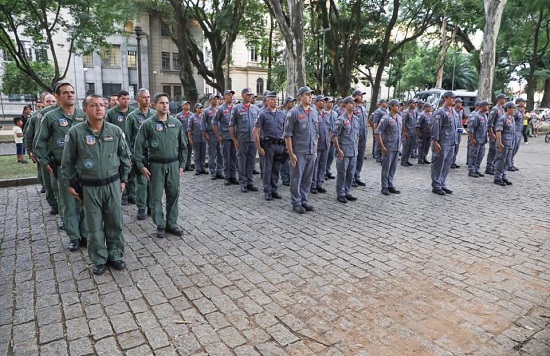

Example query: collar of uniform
[85,119,107,135]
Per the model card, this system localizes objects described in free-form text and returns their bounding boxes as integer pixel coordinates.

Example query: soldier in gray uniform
[253,91,288,200]
[375,99,402,195]
[188,103,206,175]
[284,86,318,213]
[280,96,296,186]
[311,95,329,194]
[368,98,388,163]
[416,104,433,164]
[333,96,359,203]
[176,101,194,172]
[493,101,516,186]
[352,89,368,186]
[213,90,239,186]
[203,94,224,179]
[400,99,417,166]
[230,88,260,192]
[430,91,457,195]
[509,97,525,171]
[450,98,466,169]
[324,97,338,179]
[412,100,424,157]
[485,93,507,174]
[467,100,490,178]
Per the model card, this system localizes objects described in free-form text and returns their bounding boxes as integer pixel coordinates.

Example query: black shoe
[128,198,136,204]
[441,187,453,194]
[50,207,59,215]
[136,209,146,220]
[301,203,315,212]
[282,181,290,186]
[417,161,425,164]
[454,164,461,168]
[216,173,225,179]
[200,169,208,174]
[211,175,217,180]
[351,182,358,187]
[293,206,306,214]
[494,180,506,186]
[166,226,184,236]
[381,188,390,196]
[247,185,258,192]
[185,165,193,171]
[79,239,87,247]
[337,196,348,203]
[271,192,282,199]
[502,179,513,185]
[345,195,357,201]
[253,169,260,175]
[388,187,400,194]
[194,171,201,175]
[485,169,494,175]
[264,193,273,201]
[317,187,327,193]
[109,260,126,271]
[424,160,431,164]
[230,178,240,185]
[69,240,79,252]
[156,229,166,238]
[310,188,318,194]
[476,172,485,177]
[224,179,231,186]
[512,166,519,171]
[93,264,107,276]
[147,207,151,215]
[122,197,128,206]
[356,180,366,186]
[432,188,446,195]
[468,172,479,178]
[406,162,413,166]
[40,187,46,193]
[326,173,335,179]
[240,186,248,193]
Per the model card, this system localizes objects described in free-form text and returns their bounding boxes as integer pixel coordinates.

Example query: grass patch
[0,155,38,180]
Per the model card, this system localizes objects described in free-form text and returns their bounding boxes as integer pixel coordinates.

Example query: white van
[413,88,478,127]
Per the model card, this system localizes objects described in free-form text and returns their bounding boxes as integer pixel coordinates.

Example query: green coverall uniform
[35,107,87,242]
[127,107,156,211]
[133,115,187,232]
[61,120,131,265]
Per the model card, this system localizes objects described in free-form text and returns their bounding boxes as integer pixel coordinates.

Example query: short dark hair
[83,94,105,108]
[153,92,169,103]
[54,82,73,95]
[13,116,22,125]
[117,90,130,98]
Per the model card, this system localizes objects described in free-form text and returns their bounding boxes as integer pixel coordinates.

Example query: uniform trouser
[412,137,418,156]
[522,126,529,143]
[486,139,496,172]
[222,140,237,179]
[336,156,357,198]
[510,134,522,167]
[41,164,58,209]
[431,144,454,189]
[123,169,136,201]
[207,133,223,175]
[290,153,315,207]
[401,133,416,165]
[36,163,44,188]
[452,134,461,165]
[418,135,431,163]
[193,141,206,172]
[467,142,486,174]
[49,166,63,216]
[57,167,86,241]
[353,139,366,182]
[237,141,257,187]
[312,149,328,189]
[494,147,513,181]
[373,133,381,162]
[83,182,124,265]
[326,143,336,174]
[149,161,180,230]
[280,160,290,184]
[261,143,286,194]
[135,171,148,210]
[381,150,399,189]
[185,142,193,168]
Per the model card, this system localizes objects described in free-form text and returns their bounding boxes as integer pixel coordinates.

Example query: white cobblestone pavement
[0,137,549,355]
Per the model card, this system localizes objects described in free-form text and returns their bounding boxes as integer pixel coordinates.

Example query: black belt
[149,157,178,164]
[262,137,285,145]
[81,174,119,187]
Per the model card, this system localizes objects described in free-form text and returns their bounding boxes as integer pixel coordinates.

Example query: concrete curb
[0,177,38,188]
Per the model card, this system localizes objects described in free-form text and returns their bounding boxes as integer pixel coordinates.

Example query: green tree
[442,50,478,91]
[0,0,136,91]
[1,61,54,95]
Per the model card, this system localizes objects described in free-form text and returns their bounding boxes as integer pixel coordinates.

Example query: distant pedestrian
[493,102,516,186]
[21,105,32,128]
[13,117,28,164]
[375,99,402,195]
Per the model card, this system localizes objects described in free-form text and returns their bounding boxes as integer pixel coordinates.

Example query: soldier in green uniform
[35,82,88,251]
[105,90,134,205]
[61,94,131,275]
[127,89,156,220]
[134,93,188,239]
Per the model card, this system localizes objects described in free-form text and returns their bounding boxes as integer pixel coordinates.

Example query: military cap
[515,97,526,103]
[297,86,313,96]
[479,100,491,106]
[377,98,387,105]
[223,90,235,96]
[454,98,463,104]
[313,95,327,103]
[351,89,366,97]
[265,91,278,98]
[388,99,400,107]
[442,91,455,98]
[326,96,334,103]
[406,99,416,105]
[341,96,354,105]
[503,101,516,109]
[284,96,296,104]
[195,103,203,109]
[241,87,254,95]
[496,93,508,100]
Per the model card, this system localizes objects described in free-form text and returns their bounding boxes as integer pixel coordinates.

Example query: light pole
[134,25,143,89]
[320,27,330,95]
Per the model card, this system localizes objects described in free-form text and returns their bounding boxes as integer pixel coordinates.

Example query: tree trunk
[525,8,544,111]
[435,18,448,88]
[541,78,550,108]
[477,0,508,101]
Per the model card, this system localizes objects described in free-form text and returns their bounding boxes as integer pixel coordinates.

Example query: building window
[162,85,172,97]
[256,78,264,96]
[250,46,258,62]
[35,44,48,62]
[100,46,121,68]
[128,51,137,69]
[82,53,94,67]
[19,40,32,58]
[124,20,134,33]
[86,83,95,95]
[2,49,12,61]
[160,22,171,37]
[173,86,182,101]
[227,77,232,90]
[161,52,170,70]
[102,83,122,97]
[172,53,180,70]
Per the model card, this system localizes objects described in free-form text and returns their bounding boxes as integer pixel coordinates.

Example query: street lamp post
[134,25,143,89]
[320,27,330,95]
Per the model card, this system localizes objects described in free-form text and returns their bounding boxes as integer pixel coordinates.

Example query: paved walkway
[1,138,549,355]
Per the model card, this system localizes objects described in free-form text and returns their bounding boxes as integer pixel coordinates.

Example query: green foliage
[1,61,55,95]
